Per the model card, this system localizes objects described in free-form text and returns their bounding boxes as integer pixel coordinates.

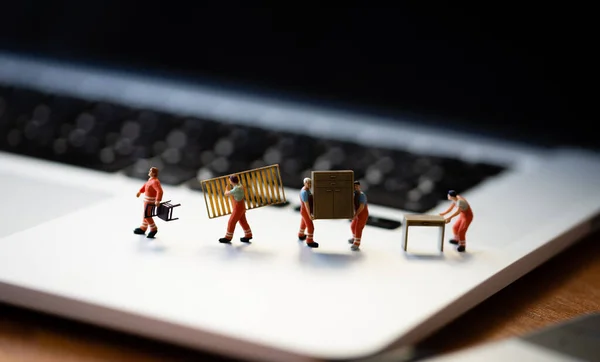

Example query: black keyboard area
[0,84,505,218]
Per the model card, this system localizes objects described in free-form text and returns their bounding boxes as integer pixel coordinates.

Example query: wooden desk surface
[1,229,599,362]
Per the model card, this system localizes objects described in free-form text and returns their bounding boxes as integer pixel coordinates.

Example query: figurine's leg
[456,216,472,252]
[239,213,253,243]
[304,216,318,248]
[139,198,158,238]
[146,214,158,238]
[221,209,241,243]
[135,202,151,235]
[450,217,462,245]
[349,217,357,243]
[134,221,147,235]
[351,213,368,251]
[298,217,307,241]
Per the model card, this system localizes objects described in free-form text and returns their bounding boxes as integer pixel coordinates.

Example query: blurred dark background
[0,3,596,149]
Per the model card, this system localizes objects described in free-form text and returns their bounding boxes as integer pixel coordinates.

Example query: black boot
[307,241,319,248]
[147,230,157,238]
[134,228,145,235]
[219,238,232,244]
[457,244,466,252]
[449,239,459,245]
[298,235,307,241]
[240,237,252,243]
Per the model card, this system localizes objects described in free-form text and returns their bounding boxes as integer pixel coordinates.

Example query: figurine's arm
[354,193,366,218]
[354,204,365,218]
[136,184,146,198]
[153,181,163,205]
[446,209,461,220]
[439,203,454,216]
[304,200,314,219]
[300,189,314,219]
[446,199,469,222]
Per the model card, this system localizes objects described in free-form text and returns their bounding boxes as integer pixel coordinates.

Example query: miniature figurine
[348,181,369,251]
[134,167,163,238]
[201,164,286,219]
[219,175,253,244]
[298,177,318,248]
[439,190,473,252]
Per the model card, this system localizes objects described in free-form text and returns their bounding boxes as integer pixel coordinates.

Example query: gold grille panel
[200,164,286,218]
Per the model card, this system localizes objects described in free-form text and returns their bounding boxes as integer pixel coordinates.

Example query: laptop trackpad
[0,171,110,238]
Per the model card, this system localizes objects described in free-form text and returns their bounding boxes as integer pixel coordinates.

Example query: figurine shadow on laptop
[133,167,181,239]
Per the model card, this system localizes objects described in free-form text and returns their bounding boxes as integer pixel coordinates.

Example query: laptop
[1,6,598,362]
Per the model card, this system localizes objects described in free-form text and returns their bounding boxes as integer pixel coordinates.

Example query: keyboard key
[275,134,329,187]
[364,216,402,230]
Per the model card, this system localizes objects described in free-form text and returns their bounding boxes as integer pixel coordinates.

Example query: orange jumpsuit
[139,177,163,232]
[224,184,252,241]
[298,186,314,244]
[453,197,473,245]
[351,191,369,247]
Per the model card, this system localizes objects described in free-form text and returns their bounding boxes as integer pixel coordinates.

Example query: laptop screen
[0,4,594,149]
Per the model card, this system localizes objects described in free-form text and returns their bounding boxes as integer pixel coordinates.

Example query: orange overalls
[453,197,473,246]
[224,185,252,241]
[139,177,163,233]
[298,186,314,244]
[351,191,369,247]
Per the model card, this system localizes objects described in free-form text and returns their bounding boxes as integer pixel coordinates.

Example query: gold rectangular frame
[200,164,287,219]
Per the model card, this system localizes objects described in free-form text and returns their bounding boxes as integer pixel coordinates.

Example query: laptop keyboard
[0,84,505,229]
